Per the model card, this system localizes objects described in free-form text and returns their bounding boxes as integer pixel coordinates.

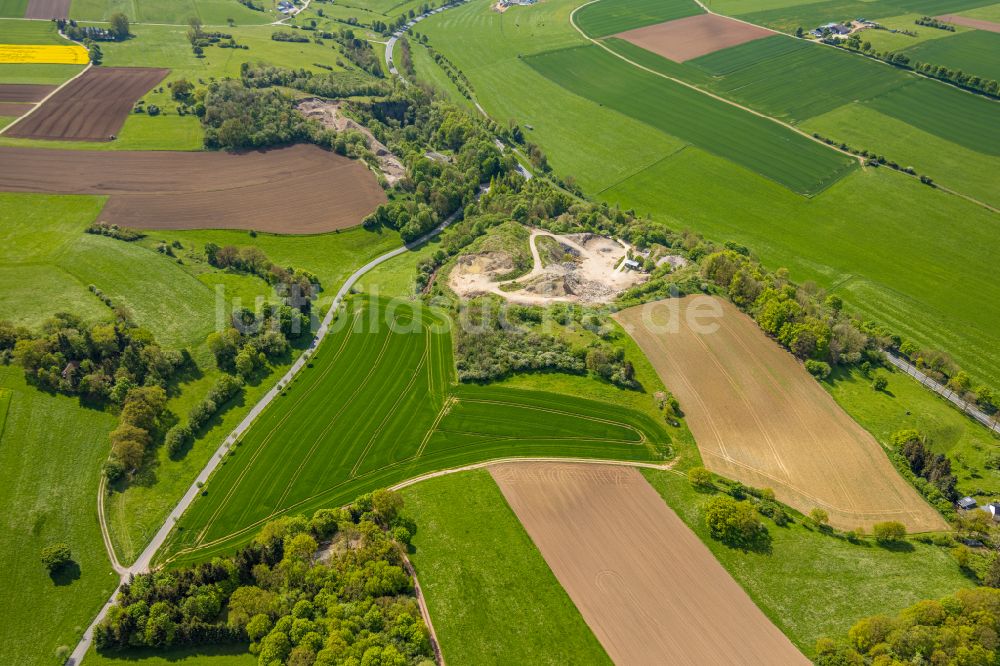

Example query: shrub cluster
[94,490,432,666]
[166,375,244,458]
[202,80,318,150]
[86,221,144,241]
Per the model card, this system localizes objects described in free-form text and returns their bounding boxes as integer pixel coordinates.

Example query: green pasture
[642,468,972,655]
[689,35,912,121]
[70,0,276,25]
[601,148,1000,389]
[825,366,1000,501]
[573,0,702,37]
[404,470,611,665]
[87,643,256,666]
[0,62,83,84]
[901,28,1000,81]
[411,40,473,108]
[159,296,670,565]
[602,37,712,83]
[525,44,857,195]
[860,13,970,52]
[734,0,993,31]
[803,102,1000,207]
[0,366,119,666]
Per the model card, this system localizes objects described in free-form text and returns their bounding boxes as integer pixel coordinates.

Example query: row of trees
[94,490,433,666]
[105,386,168,480]
[894,429,958,505]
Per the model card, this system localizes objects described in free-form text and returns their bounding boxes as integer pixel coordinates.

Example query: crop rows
[574,0,702,38]
[161,296,667,565]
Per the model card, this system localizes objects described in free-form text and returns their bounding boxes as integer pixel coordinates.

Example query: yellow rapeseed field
[0,44,89,64]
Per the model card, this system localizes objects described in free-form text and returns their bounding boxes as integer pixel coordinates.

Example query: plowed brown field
[0,83,54,102]
[491,462,808,665]
[0,145,387,233]
[937,14,1000,32]
[615,296,947,532]
[0,103,34,117]
[24,0,71,19]
[616,14,774,62]
[5,67,167,141]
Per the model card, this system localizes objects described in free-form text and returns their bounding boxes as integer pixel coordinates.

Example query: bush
[872,521,906,544]
[872,375,888,392]
[756,499,789,526]
[165,424,193,458]
[704,495,769,550]
[805,360,831,379]
[41,543,72,573]
[687,466,713,489]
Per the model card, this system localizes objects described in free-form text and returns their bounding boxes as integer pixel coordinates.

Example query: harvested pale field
[490,462,808,665]
[937,14,1000,32]
[5,67,167,141]
[24,0,71,19]
[0,144,387,233]
[0,83,54,102]
[616,13,774,62]
[615,296,947,532]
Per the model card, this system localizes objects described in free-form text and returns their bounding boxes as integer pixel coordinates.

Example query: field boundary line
[569,0,864,171]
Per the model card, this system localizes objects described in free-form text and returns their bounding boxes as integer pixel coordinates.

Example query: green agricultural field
[0,0,26,17]
[573,0,702,37]
[602,37,712,84]
[525,44,858,195]
[0,18,72,43]
[802,102,1000,207]
[403,469,611,664]
[825,367,1000,501]
[601,148,1000,389]
[410,41,473,109]
[641,468,973,654]
[860,12,970,52]
[0,366,119,666]
[71,0,276,25]
[865,78,1000,156]
[957,1,1000,20]
[160,296,670,565]
[732,0,993,32]
[900,29,1000,81]
[0,62,84,85]
[688,35,912,121]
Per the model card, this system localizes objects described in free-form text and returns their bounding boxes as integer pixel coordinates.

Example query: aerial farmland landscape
[0,0,997,662]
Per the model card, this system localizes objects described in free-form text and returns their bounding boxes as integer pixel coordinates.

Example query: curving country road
[68,206,466,665]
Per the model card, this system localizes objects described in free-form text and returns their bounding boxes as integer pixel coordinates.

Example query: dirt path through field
[491,461,809,665]
[615,296,948,532]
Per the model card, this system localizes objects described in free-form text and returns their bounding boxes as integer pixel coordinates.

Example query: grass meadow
[958,1,1000,20]
[0,366,119,666]
[825,367,1000,501]
[0,18,72,43]
[160,296,671,566]
[573,0,702,37]
[525,44,858,195]
[403,469,611,664]
[641,468,972,655]
[0,0,26,17]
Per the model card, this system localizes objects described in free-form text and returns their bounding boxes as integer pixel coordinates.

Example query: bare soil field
[615,296,947,532]
[449,230,646,304]
[937,14,1000,32]
[0,144,387,233]
[0,103,34,116]
[616,14,774,62]
[24,0,71,19]
[0,83,54,102]
[5,67,167,141]
[490,462,808,665]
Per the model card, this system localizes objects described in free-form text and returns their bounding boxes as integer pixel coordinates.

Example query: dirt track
[0,144,387,233]
[616,13,773,62]
[615,296,947,532]
[5,67,167,141]
[24,0,70,18]
[491,462,808,665]
[937,14,1000,32]
[0,83,55,103]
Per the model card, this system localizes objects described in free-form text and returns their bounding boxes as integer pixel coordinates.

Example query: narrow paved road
[885,352,999,433]
[68,207,466,665]
[385,2,460,81]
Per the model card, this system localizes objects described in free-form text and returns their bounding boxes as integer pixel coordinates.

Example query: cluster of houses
[958,496,1000,521]
[809,18,880,38]
[277,0,298,14]
[497,0,537,7]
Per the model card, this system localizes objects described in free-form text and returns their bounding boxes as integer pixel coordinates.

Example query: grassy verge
[402,469,611,665]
